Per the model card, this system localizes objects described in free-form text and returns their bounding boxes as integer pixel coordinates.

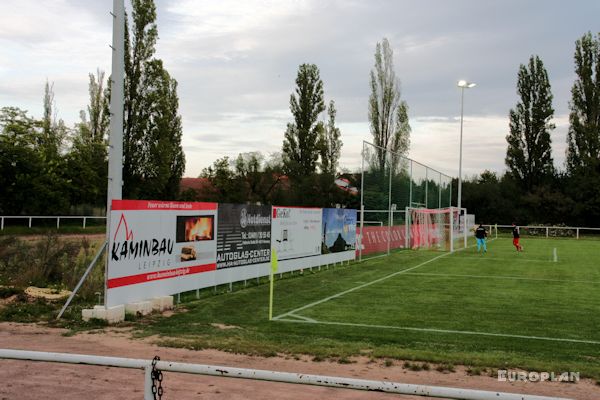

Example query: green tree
[505,55,555,190]
[122,0,185,199]
[283,63,326,178]
[200,157,239,203]
[64,70,110,208]
[0,107,69,215]
[318,100,342,176]
[567,32,600,173]
[368,38,410,172]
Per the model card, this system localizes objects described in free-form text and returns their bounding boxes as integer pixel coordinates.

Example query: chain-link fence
[358,141,455,260]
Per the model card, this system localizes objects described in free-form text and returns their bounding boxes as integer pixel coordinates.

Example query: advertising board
[106,200,217,306]
[322,208,357,253]
[216,204,271,269]
[271,206,322,261]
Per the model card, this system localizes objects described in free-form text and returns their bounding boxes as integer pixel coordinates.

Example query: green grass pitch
[141,236,600,378]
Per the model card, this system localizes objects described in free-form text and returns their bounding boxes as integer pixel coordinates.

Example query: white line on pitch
[448,255,546,263]
[275,318,600,346]
[287,313,317,322]
[272,241,486,321]
[400,272,600,285]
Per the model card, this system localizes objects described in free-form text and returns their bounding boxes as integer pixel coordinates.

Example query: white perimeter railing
[0,349,571,400]
[494,224,600,239]
[0,216,106,230]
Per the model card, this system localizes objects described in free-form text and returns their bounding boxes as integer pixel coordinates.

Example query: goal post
[405,206,467,252]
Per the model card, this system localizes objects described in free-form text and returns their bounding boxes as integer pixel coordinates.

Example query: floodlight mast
[105,0,125,305]
[456,80,476,210]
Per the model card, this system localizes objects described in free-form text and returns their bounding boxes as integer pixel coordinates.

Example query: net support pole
[424,168,428,208]
[450,207,454,252]
[359,141,366,262]
[438,174,442,208]
[463,208,467,248]
[409,160,413,207]
[404,207,410,249]
[387,156,392,256]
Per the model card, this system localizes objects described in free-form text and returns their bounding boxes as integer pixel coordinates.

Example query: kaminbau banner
[106,200,218,307]
[217,204,271,269]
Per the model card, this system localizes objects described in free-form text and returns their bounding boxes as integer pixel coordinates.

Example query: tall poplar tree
[319,100,342,176]
[505,55,555,189]
[566,32,600,173]
[368,38,410,172]
[282,63,325,178]
[122,0,185,199]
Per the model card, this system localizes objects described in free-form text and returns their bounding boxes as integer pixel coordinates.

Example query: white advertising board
[106,200,217,307]
[271,206,322,261]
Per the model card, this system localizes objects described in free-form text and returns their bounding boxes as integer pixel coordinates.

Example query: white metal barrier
[0,215,106,230]
[494,224,600,239]
[0,349,572,400]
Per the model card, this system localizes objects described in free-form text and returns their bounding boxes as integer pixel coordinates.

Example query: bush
[0,234,104,300]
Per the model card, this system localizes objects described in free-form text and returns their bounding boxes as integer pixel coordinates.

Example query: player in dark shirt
[475,224,487,253]
[512,222,523,252]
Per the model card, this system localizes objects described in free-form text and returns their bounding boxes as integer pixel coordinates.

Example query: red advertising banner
[357,225,406,255]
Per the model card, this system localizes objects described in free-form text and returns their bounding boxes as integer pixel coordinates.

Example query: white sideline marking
[400,272,600,285]
[275,318,600,346]
[272,241,487,321]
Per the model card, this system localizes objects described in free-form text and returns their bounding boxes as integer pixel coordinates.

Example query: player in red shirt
[512,222,523,252]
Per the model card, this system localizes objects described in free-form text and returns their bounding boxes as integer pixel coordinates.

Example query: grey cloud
[2,0,597,178]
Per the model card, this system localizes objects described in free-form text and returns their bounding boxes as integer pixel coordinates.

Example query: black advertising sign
[217,204,271,269]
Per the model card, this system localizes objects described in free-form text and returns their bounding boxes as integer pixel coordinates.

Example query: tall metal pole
[359,141,365,262]
[424,168,428,208]
[105,0,125,305]
[409,160,413,208]
[438,173,442,209]
[457,87,464,210]
[387,152,392,255]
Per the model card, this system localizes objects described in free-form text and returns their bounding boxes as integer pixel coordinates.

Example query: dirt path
[0,322,597,400]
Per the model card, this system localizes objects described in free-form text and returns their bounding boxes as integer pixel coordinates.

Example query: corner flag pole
[269,248,278,320]
[105,0,125,306]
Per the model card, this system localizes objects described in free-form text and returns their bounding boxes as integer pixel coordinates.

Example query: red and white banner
[357,225,407,255]
[106,199,218,307]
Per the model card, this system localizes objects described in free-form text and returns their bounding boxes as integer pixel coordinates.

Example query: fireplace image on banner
[176,215,215,264]
[176,215,214,242]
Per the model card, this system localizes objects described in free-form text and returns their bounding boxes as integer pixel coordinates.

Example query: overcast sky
[1,0,598,178]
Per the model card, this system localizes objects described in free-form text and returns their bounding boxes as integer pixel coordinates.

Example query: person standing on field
[475,223,487,253]
[512,222,523,252]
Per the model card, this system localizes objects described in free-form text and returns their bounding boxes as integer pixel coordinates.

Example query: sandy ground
[0,323,598,399]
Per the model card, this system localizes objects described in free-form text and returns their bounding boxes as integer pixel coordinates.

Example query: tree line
[0,0,184,215]
[196,38,410,209]
[462,32,600,226]
[1,0,598,227]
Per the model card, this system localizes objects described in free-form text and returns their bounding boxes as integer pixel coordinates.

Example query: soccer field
[144,236,600,378]
[276,237,600,344]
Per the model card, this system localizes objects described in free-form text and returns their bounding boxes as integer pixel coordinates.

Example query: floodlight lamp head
[457,80,476,88]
